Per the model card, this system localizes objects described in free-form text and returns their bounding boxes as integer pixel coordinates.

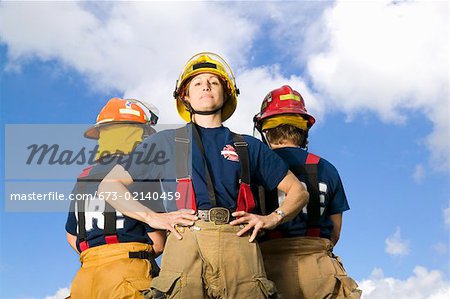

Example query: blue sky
[1,1,449,298]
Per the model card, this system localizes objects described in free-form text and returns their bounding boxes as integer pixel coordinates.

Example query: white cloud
[45,288,70,299]
[306,0,449,170]
[385,227,410,256]
[359,266,450,299]
[412,164,425,184]
[0,1,257,123]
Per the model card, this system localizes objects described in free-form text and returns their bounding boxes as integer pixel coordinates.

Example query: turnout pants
[260,237,361,299]
[149,220,276,299]
[70,242,153,299]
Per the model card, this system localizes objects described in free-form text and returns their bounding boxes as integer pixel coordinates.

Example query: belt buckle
[208,207,230,225]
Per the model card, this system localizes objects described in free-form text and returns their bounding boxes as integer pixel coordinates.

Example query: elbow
[331,234,340,246]
[98,178,120,199]
[66,232,80,254]
[152,243,164,258]
[151,238,166,258]
[303,189,310,204]
[148,231,166,257]
[299,182,309,206]
[98,179,109,194]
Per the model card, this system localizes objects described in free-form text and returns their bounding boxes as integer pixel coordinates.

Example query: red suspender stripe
[236,182,255,212]
[79,241,89,252]
[78,165,94,178]
[175,126,198,211]
[105,235,119,244]
[79,236,119,252]
[176,178,197,211]
[305,153,320,165]
[306,228,321,237]
[232,133,255,213]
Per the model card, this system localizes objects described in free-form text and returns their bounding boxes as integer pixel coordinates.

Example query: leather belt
[197,207,233,225]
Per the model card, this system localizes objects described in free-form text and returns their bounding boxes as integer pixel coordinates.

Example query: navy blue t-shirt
[65,157,155,252]
[264,147,350,239]
[123,124,288,211]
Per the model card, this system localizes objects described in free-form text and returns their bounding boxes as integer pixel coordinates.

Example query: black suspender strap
[231,132,250,185]
[174,125,252,210]
[290,154,321,230]
[103,203,117,236]
[175,125,190,180]
[75,162,119,246]
[304,163,320,228]
[191,124,217,207]
[76,182,87,242]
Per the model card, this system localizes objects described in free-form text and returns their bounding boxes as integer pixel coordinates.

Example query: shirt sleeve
[325,161,350,215]
[247,136,289,191]
[120,132,172,182]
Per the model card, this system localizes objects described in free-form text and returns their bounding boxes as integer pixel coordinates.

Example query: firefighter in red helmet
[254,85,362,299]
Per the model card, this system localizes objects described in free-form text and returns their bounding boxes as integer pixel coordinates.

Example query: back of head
[253,85,315,148]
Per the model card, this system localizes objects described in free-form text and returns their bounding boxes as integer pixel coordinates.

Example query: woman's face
[185,73,225,113]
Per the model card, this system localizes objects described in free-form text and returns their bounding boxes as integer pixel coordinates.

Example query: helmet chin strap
[192,107,222,115]
[253,124,272,149]
[182,99,224,118]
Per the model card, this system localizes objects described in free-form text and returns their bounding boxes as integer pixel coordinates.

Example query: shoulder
[78,165,95,178]
[315,154,341,178]
[143,129,176,143]
[240,134,268,148]
[138,129,177,152]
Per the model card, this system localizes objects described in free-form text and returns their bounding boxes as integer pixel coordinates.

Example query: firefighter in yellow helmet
[65,98,165,298]
[174,52,239,123]
[99,52,309,298]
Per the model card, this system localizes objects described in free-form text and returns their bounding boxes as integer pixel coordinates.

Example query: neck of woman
[191,112,222,128]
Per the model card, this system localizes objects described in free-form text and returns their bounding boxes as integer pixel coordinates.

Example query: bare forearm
[148,230,166,257]
[330,213,343,246]
[277,171,309,223]
[279,183,309,222]
[66,232,80,254]
[230,178,308,242]
[100,165,197,239]
[98,179,156,224]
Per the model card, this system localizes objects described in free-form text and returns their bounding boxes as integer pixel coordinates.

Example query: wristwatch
[273,209,286,223]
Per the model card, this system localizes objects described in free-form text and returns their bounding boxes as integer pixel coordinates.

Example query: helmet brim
[83,122,145,139]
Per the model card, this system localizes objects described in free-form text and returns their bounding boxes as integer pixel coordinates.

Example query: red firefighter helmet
[254,85,315,131]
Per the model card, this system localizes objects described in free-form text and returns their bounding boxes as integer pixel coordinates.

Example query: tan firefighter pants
[70,242,153,299]
[260,237,361,299]
[149,220,276,299]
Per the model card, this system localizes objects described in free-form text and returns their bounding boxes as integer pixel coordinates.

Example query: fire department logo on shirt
[221,145,239,162]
